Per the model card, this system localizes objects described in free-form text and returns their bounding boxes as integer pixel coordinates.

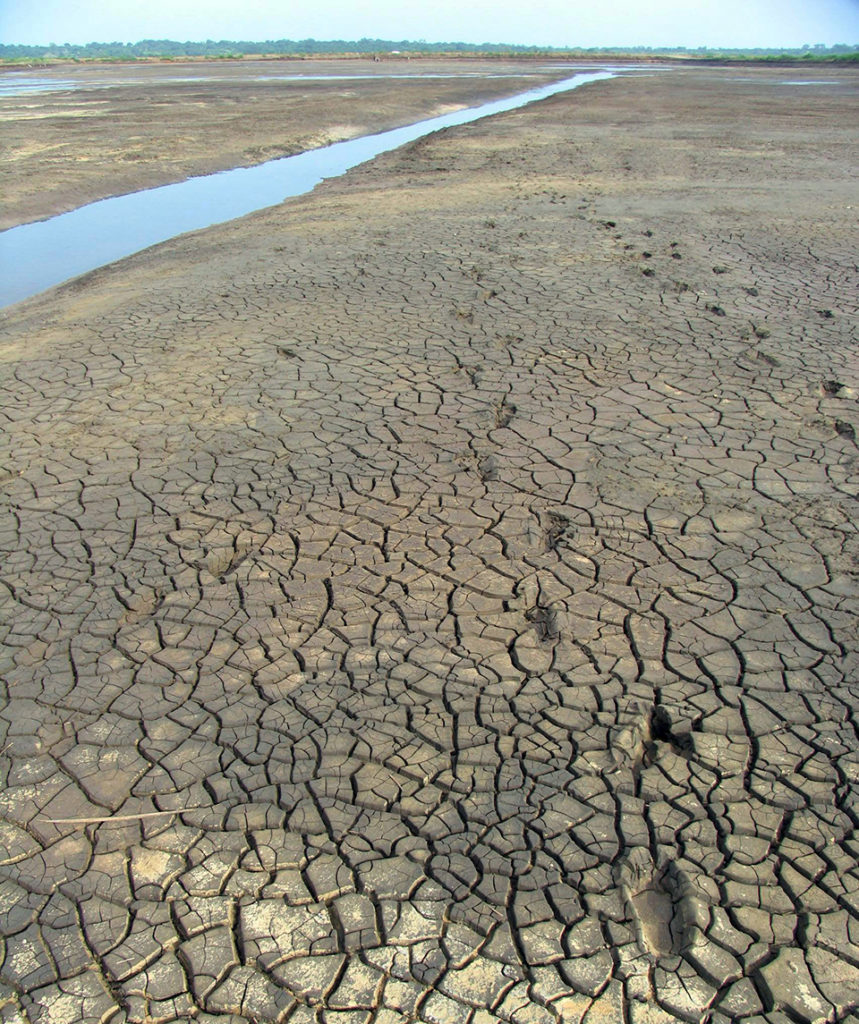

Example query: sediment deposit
[0,66,857,1023]
[0,58,568,229]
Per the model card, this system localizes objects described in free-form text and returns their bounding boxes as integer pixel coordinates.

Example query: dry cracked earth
[0,68,857,1024]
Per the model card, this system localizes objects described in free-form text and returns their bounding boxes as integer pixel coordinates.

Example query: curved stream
[0,71,614,308]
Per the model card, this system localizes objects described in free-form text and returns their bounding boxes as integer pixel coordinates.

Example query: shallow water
[0,76,77,96]
[0,68,603,97]
[0,70,614,308]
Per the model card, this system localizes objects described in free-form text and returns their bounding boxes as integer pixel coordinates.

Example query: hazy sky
[2,0,857,48]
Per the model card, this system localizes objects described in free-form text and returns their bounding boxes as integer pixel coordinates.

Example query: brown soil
[0,57,580,229]
[0,66,857,1023]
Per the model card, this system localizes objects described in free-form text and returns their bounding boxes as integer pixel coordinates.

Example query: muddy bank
[0,67,857,1023]
[0,57,580,229]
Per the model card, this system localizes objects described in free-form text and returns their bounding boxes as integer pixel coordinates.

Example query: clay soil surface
[0,66,858,1024]
[0,57,586,229]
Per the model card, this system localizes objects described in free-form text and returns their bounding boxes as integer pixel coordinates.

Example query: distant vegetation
[0,39,857,63]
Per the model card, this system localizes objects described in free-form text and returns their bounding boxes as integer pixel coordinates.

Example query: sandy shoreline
[0,67,857,1023]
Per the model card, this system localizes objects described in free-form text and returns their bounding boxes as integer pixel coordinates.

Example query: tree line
[1,39,856,62]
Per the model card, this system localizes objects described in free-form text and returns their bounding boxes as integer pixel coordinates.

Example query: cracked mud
[0,67,857,1023]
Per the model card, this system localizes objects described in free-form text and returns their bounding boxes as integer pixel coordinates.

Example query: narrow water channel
[0,71,614,308]
[0,70,593,97]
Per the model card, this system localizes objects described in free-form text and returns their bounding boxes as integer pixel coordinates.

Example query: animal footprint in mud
[613,849,679,958]
[478,456,498,481]
[540,510,570,552]
[525,603,560,642]
[208,546,251,580]
[495,399,517,428]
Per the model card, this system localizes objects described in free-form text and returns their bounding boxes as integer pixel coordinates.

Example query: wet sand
[0,66,857,1023]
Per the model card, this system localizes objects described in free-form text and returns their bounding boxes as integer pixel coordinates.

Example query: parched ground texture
[0,67,857,1024]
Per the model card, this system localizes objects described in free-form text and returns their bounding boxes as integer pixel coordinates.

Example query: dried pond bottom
[0,67,857,1024]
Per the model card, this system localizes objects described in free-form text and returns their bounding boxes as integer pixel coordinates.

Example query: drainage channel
[0,71,616,308]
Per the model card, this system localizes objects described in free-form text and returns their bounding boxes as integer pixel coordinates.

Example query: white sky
[1,0,857,48]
